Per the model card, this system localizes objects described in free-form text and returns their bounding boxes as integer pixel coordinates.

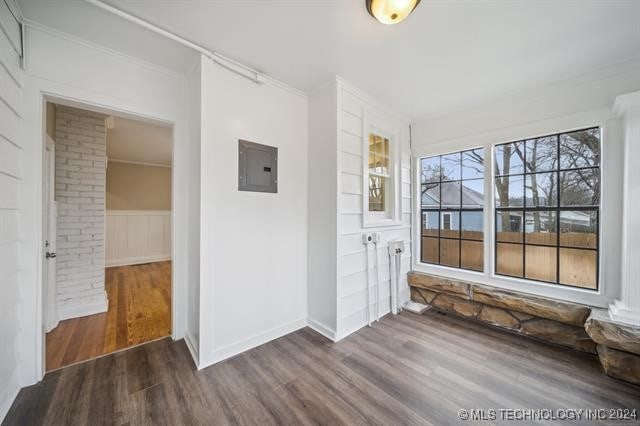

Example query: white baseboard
[307,318,337,342]
[58,293,108,321]
[337,303,393,341]
[184,332,199,368]
[106,255,171,268]
[198,318,307,370]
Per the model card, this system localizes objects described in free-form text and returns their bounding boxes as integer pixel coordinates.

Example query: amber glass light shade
[366,0,421,25]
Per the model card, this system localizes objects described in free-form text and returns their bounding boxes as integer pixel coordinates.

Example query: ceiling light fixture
[366,0,421,25]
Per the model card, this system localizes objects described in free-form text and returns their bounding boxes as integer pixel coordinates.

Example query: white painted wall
[410,59,640,307]
[184,56,201,364]
[0,0,23,420]
[412,58,640,147]
[307,78,412,341]
[197,59,308,368]
[105,211,171,267]
[19,23,196,388]
[307,81,338,338]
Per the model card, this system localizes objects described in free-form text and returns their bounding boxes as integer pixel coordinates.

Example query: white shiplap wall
[0,0,22,420]
[336,84,412,339]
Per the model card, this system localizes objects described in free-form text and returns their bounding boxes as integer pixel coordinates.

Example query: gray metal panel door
[238,139,278,193]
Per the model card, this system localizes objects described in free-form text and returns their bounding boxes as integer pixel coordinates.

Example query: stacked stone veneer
[585,309,640,385]
[409,272,594,352]
[409,271,640,385]
[55,106,108,318]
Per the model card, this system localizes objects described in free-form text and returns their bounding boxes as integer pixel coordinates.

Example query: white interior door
[44,136,59,332]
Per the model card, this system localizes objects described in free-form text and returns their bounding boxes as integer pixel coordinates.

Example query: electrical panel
[238,139,278,193]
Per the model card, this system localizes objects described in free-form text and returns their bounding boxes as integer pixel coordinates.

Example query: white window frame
[441,212,452,230]
[412,108,622,308]
[362,110,401,228]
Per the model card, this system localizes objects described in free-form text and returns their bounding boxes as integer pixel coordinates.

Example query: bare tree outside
[420,149,485,271]
[493,128,600,289]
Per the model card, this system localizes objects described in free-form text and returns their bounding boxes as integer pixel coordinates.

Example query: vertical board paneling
[147,215,163,256]
[105,211,171,267]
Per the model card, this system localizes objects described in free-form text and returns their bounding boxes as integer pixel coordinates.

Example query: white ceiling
[19,0,640,120]
[106,116,172,166]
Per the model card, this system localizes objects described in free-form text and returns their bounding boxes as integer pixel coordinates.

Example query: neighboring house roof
[422,181,483,208]
[422,182,591,227]
[501,210,592,227]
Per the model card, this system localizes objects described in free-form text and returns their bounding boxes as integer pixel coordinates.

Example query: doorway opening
[43,101,173,371]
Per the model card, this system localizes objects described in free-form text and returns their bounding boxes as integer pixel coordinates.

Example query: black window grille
[420,148,485,271]
[494,127,600,290]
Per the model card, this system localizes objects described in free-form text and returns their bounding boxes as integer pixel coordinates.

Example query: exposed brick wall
[54,106,107,317]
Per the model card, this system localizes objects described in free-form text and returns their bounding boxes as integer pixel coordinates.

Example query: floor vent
[403,301,431,314]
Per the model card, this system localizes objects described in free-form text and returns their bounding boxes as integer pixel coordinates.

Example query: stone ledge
[585,308,640,354]
[472,284,590,327]
[520,318,596,353]
[408,272,590,327]
[411,286,596,353]
[596,345,640,386]
[408,272,471,299]
[585,309,640,385]
[409,271,640,383]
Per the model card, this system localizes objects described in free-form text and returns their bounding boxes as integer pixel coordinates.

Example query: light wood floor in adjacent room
[45,261,171,371]
[9,310,640,425]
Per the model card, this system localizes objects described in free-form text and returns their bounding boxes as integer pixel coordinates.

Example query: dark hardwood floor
[5,310,640,425]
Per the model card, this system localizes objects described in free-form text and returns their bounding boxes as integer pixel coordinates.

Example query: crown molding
[261,73,308,99]
[416,56,640,124]
[335,75,411,124]
[613,90,640,117]
[22,18,190,82]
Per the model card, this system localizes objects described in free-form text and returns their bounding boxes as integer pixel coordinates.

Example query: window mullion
[556,134,561,284]
[485,141,493,279]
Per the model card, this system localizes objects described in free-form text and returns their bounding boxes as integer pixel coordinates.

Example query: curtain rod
[83,0,266,84]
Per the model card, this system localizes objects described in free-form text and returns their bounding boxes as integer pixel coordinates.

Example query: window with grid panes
[494,127,600,289]
[420,148,485,271]
[368,133,390,213]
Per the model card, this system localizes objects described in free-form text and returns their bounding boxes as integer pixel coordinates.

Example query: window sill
[362,219,403,229]
[412,261,611,308]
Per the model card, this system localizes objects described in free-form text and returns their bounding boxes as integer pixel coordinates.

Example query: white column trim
[609,91,640,326]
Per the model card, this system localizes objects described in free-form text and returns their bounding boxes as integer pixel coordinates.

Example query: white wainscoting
[106,210,171,267]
